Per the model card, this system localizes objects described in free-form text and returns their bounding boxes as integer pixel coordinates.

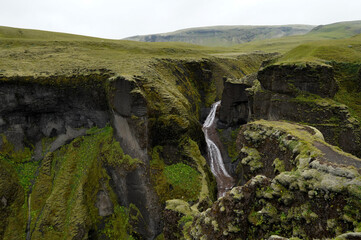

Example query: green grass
[102,204,139,239]
[233,21,361,54]
[0,135,37,192]
[1,20,359,78]
[0,25,241,78]
[307,20,361,39]
[276,38,361,65]
[164,163,201,200]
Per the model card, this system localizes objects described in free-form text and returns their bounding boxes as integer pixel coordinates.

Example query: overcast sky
[1,0,360,39]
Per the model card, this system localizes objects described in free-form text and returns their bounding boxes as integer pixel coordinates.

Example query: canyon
[1,21,361,240]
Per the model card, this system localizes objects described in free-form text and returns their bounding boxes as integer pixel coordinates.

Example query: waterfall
[203,101,234,198]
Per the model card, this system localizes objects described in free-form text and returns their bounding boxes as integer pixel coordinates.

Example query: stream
[203,101,235,198]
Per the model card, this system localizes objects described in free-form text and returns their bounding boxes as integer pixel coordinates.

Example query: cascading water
[203,101,234,198]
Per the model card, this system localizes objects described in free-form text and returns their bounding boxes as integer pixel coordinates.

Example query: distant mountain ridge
[125,25,315,47]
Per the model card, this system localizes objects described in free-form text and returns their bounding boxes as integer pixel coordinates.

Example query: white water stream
[202,101,234,198]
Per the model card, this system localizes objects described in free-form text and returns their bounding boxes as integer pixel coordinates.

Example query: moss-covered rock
[0,156,26,240]
[175,121,361,239]
[257,63,338,98]
[19,126,142,240]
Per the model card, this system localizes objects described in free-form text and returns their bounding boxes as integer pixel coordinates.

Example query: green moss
[204,80,217,107]
[165,199,195,216]
[273,158,286,173]
[333,63,361,123]
[28,126,139,239]
[150,146,202,202]
[183,138,215,203]
[0,156,27,240]
[102,204,139,239]
[248,209,264,226]
[151,138,215,204]
[219,127,241,163]
[241,147,263,172]
[164,163,201,201]
[178,215,194,228]
[0,135,37,193]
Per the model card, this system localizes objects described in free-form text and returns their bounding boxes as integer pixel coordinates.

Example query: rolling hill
[125,25,314,47]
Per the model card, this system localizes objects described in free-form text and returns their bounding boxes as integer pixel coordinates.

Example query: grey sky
[1,0,360,39]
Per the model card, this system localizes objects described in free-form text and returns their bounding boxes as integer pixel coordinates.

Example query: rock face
[0,76,163,240]
[219,63,361,158]
[0,79,109,153]
[257,64,338,98]
[107,76,162,239]
[166,121,361,239]
[218,76,253,128]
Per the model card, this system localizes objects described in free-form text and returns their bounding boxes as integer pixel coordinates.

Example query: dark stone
[0,81,109,151]
[107,76,162,240]
[258,64,338,98]
[218,67,361,157]
[163,209,183,240]
[218,78,252,128]
[109,76,147,117]
[250,90,361,157]
[200,107,211,124]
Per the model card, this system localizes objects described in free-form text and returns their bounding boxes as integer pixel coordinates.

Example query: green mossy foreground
[0,126,142,239]
[165,121,361,240]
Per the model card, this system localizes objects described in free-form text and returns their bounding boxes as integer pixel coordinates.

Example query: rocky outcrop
[257,63,338,98]
[102,76,163,239]
[0,78,109,154]
[218,75,255,128]
[167,121,361,239]
[219,63,361,158]
[0,75,162,240]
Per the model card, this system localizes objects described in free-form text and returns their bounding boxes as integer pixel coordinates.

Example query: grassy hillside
[125,25,314,47]
[0,26,234,77]
[232,20,361,54]
[0,26,103,41]
[1,20,359,78]
[307,20,361,39]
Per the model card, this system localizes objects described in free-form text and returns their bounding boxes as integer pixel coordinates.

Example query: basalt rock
[249,89,361,157]
[218,63,361,158]
[107,76,162,239]
[0,79,109,153]
[257,63,338,98]
[218,75,256,128]
[0,75,162,240]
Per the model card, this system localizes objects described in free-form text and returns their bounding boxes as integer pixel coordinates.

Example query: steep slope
[125,25,314,47]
